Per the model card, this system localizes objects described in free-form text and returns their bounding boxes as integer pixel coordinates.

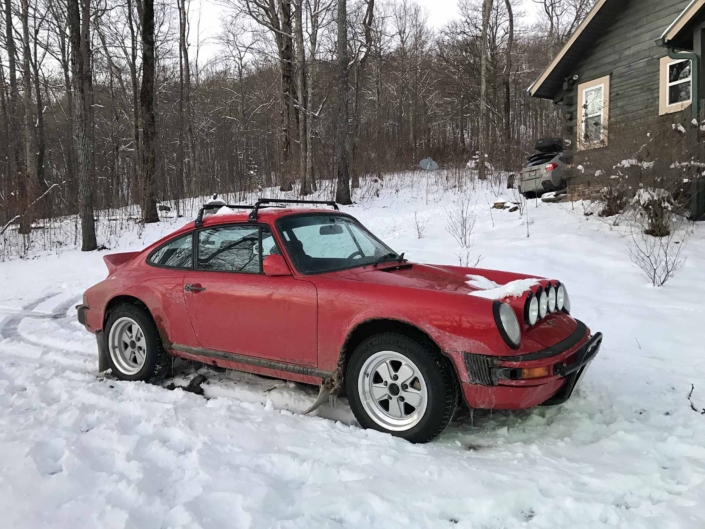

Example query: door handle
[184,283,206,293]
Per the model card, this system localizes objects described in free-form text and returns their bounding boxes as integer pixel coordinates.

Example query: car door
[182,223,318,367]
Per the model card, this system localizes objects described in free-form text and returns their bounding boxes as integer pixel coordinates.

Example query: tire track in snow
[0,293,94,371]
[0,293,59,340]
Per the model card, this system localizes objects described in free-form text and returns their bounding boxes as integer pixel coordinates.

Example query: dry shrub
[445,194,477,249]
[628,216,691,287]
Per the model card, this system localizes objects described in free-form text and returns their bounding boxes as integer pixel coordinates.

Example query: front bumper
[460,321,603,410]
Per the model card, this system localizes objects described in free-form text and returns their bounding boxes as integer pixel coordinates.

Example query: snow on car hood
[337,264,506,296]
[467,276,540,300]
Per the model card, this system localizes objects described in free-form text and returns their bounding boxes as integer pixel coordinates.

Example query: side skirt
[170,343,332,385]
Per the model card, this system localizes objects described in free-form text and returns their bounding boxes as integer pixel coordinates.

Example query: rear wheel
[105,304,169,382]
[346,333,458,443]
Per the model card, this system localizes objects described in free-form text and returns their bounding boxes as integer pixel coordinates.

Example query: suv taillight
[545,163,559,172]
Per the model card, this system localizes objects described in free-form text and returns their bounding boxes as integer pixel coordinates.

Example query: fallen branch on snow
[0,183,61,236]
[687,384,705,415]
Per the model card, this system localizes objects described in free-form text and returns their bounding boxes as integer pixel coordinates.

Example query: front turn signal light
[521,367,550,379]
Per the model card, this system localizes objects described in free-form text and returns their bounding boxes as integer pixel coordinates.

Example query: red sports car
[78,199,602,443]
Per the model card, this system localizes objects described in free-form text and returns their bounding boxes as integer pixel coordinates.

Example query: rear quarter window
[148,233,193,269]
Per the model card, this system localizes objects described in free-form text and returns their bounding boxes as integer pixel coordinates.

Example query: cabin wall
[557,0,692,150]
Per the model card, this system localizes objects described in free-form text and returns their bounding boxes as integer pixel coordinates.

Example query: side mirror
[263,254,292,276]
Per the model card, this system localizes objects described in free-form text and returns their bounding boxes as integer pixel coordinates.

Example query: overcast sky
[191,0,543,64]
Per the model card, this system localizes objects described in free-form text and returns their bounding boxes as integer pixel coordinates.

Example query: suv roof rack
[194,198,339,227]
[248,198,338,221]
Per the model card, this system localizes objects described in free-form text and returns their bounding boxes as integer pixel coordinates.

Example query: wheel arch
[104,294,153,327]
[339,318,460,388]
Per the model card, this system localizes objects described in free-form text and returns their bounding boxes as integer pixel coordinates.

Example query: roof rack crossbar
[248,198,338,221]
[195,203,255,227]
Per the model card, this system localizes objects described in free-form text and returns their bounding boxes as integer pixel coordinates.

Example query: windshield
[277,214,397,274]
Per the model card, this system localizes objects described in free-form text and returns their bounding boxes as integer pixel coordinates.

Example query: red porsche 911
[78,199,602,443]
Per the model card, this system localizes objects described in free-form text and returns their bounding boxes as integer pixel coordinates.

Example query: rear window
[148,234,193,269]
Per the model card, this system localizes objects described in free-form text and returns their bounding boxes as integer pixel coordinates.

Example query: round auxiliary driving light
[556,284,566,311]
[547,284,557,313]
[539,289,548,319]
[525,294,539,326]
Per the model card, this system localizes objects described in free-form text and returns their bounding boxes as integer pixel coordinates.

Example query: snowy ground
[1,173,704,528]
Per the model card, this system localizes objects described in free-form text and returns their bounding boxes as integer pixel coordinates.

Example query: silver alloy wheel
[108,317,147,375]
[358,350,428,431]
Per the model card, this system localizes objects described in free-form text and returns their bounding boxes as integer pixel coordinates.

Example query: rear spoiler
[103,252,139,275]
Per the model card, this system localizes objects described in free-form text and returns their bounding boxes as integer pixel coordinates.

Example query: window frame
[660,57,693,115]
[274,212,397,276]
[146,232,195,271]
[194,222,273,275]
[577,75,610,151]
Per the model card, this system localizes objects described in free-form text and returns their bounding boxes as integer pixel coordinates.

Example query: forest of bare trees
[0,0,595,249]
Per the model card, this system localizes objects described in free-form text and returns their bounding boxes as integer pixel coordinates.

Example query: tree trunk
[279,0,296,192]
[294,0,309,195]
[68,0,97,250]
[351,0,374,189]
[127,0,140,203]
[31,21,48,197]
[140,0,159,223]
[478,0,493,180]
[503,0,513,161]
[20,0,37,234]
[335,0,351,204]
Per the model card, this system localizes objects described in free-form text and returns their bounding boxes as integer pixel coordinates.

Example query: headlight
[538,289,548,319]
[547,284,557,312]
[494,301,521,349]
[562,286,571,313]
[524,294,539,325]
[556,284,566,311]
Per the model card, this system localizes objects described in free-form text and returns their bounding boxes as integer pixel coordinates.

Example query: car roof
[188,206,348,230]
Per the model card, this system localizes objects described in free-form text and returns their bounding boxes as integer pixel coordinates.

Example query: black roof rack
[248,198,338,221]
[194,198,339,227]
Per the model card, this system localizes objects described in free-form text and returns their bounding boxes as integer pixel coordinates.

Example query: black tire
[346,332,458,443]
[104,303,170,382]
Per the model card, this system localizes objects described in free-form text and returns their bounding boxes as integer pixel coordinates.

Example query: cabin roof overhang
[528,0,626,100]
[658,0,705,50]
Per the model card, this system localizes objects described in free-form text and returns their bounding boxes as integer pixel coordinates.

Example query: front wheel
[346,333,458,443]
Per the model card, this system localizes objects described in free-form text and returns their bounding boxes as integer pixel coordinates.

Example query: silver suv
[519,138,567,198]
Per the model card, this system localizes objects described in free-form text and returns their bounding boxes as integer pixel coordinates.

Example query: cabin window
[660,57,692,115]
[147,233,193,269]
[577,75,610,150]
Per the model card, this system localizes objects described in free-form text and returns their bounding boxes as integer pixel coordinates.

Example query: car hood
[332,264,481,295]
[327,263,579,349]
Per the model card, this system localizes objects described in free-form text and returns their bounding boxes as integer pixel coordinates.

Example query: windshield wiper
[373,252,405,267]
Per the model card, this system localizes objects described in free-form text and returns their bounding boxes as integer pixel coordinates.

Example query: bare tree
[503,0,513,148]
[334,0,351,204]
[4,0,23,229]
[140,0,159,223]
[293,0,308,195]
[68,0,97,249]
[478,0,493,180]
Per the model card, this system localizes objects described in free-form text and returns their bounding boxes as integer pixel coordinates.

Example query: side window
[260,226,281,259]
[148,234,193,269]
[198,225,260,273]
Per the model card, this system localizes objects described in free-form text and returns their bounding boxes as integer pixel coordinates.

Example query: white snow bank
[1,172,705,528]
